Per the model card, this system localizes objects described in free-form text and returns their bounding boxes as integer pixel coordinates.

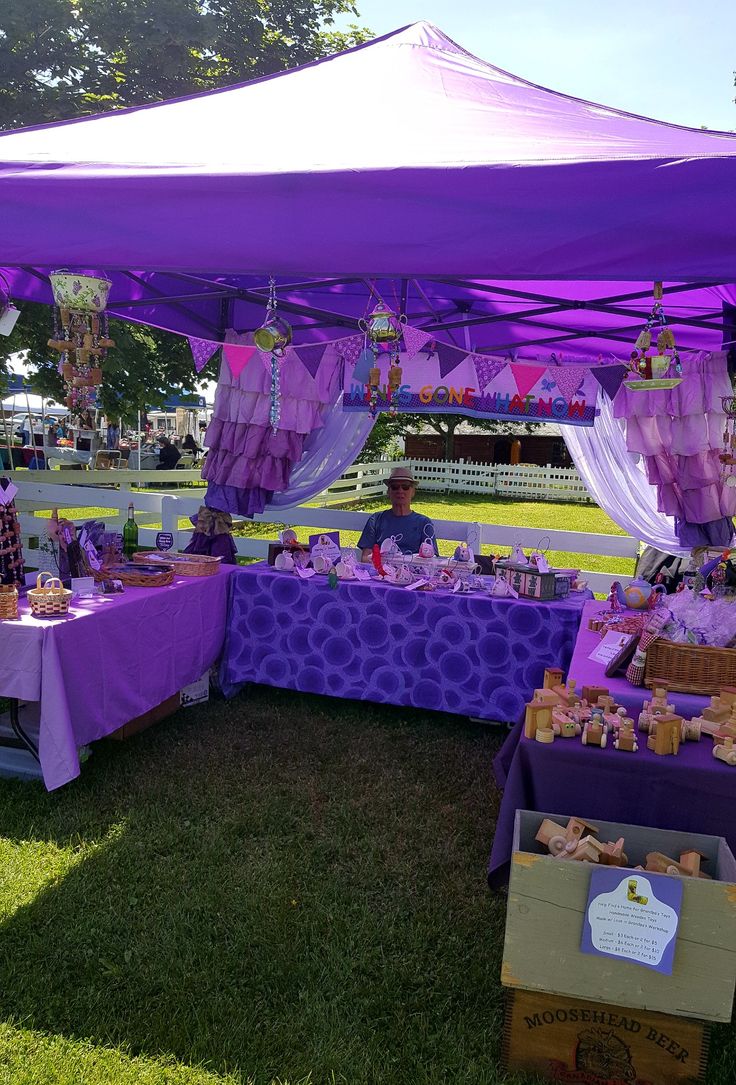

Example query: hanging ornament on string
[358,291,407,418]
[46,271,114,420]
[625,282,683,392]
[720,395,736,488]
[254,277,292,434]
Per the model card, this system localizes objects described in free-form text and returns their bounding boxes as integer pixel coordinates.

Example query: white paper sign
[588,631,633,665]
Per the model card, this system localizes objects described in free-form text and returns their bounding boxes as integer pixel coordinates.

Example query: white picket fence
[9,473,638,595]
[313,459,591,504]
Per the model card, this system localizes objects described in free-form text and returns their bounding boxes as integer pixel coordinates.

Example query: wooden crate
[503,989,709,1085]
[502,810,736,1023]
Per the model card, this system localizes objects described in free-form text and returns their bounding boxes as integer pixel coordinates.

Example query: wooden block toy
[556,717,581,738]
[647,713,681,756]
[524,700,553,739]
[645,850,711,879]
[534,816,598,856]
[582,719,607,747]
[614,725,638,752]
[535,727,554,744]
[678,850,708,877]
[551,683,581,707]
[718,686,736,705]
[713,718,736,742]
[532,688,560,705]
[543,667,564,689]
[581,684,608,703]
[599,837,628,866]
[680,718,702,742]
[714,736,736,766]
[558,835,605,863]
[702,695,731,724]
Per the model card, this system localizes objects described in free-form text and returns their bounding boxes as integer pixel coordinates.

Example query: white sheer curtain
[564,393,690,556]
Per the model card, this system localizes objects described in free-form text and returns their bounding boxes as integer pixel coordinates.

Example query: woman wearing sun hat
[358,466,438,560]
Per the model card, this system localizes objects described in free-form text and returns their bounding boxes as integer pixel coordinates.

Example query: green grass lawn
[0,692,734,1085]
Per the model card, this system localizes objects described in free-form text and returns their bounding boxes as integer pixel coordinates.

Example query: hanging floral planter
[49,270,112,313]
[46,270,115,422]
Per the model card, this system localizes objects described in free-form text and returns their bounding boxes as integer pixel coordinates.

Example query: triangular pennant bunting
[223,342,257,379]
[436,341,466,379]
[338,334,363,368]
[294,342,328,378]
[592,364,628,401]
[401,324,434,359]
[188,336,219,373]
[510,363,547,400]
[472,354,504,394]
[547,365,586,403]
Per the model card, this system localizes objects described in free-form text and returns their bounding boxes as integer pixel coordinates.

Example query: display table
[488,599,722,888]
[220,564,592,722]
[0,566,233,790]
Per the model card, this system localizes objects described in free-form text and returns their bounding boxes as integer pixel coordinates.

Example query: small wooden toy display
[581,716,607,747]
[27,572,72,616]
[534,816,629,866]
[614,721,638,751]
[0,583,18,620]
[644,850,711,879]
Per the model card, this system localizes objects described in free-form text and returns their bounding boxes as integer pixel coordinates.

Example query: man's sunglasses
[389,482,413,491]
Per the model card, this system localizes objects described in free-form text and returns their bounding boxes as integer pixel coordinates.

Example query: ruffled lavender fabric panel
[203,342,342,516]
[614,351,736,529]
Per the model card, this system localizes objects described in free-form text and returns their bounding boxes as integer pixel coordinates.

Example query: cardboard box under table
[502,810,736,1023]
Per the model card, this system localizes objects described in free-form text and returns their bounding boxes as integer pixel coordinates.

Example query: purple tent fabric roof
[2,21,736,355]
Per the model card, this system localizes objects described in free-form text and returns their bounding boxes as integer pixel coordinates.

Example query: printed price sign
[156,532,174,551]
[581,867,682,974]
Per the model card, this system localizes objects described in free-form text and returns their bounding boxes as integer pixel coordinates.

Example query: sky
[336,0,736,131]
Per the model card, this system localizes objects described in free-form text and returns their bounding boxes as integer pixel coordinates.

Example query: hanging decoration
[358,299,407,417]
[254,277,292,433]
[47,270,114,419]
[0,273,20,337]
[624,282,683,392]
[720,395,736,489]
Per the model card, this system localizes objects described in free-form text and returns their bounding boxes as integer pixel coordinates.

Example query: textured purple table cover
[220,564,591,721]
[488,600,723,888]
[0,567,233,790]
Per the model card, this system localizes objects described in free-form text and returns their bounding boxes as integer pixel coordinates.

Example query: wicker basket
[644,637,736,695]
[28,573,72,617]
[132,551,222,577]
[93,562,174,588]
[0,584,18,620]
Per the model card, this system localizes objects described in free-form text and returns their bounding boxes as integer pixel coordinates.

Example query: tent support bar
[122,272,221,337]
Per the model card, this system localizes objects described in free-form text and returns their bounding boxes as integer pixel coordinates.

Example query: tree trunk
[444,422,457,461]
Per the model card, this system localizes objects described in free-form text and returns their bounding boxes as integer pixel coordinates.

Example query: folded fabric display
[614,351,736,546]
[203,335,342,516]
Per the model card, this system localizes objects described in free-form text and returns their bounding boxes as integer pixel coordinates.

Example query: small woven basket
[644,638,736,695]
[0,584,18,620]
[132,551,222,577]
[28,573,72,617]
[92,563,174,588]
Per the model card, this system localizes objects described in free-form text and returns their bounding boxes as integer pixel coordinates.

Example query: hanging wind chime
[625,281,683,392]
[46,270,114,419]
[254,277,292,434]
[720,395,736,488]
[358,300,407,417]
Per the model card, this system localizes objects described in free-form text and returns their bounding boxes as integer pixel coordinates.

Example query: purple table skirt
[0,567,233,790]
[488,600,720,888]
[220,564,592,722]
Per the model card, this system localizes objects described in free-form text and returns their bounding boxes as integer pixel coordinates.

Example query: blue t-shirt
[357,510,438,556]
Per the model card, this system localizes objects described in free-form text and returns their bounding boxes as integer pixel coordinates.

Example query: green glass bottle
[122,502,138,559]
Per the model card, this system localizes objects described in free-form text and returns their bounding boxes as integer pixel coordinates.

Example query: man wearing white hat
[358,467,438,560]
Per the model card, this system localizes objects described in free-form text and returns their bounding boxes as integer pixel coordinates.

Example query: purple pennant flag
[401,324,434,359]
[472,354,504,394]
[188,336,220,373]
[592,363,628,401]
[338,334,363,368]
[294,342,328,378]
[436,341,466,379]
[547,365,586,403]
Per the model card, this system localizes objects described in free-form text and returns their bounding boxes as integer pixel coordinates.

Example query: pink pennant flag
[548,365,586,403]
[223,342,257,379]
[188,336,219,374]
[402,324,434,359]
[510,363,547,400]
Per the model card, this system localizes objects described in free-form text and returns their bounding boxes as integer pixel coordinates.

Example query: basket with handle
[0,584,18,620]
[27,572,72,617]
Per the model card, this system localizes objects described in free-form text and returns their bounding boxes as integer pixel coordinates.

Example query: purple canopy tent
[1,22,735,537]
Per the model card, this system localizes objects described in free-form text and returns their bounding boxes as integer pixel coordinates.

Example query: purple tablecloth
[488,600,722,888]
[0,567,233,790]
[221,564,591,722]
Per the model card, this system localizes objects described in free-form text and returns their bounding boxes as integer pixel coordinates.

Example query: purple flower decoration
[72,280,81,295]
[92,295,100,308]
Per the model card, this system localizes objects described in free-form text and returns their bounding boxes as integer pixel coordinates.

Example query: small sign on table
[156,532,174,551]
[581,867,682,974]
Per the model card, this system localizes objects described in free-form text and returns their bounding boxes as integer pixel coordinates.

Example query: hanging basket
[50,270,112,313]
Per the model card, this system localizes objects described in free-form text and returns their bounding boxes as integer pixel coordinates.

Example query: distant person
[156,435,181,470]
[46,424,58,447]
[106,422,120,450]
[358,467,438,559]
[182,434,203,460]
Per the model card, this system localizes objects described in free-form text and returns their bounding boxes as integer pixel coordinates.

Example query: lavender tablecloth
[488,600,720,888]
[0,567,233,790]
[220,564,591,721]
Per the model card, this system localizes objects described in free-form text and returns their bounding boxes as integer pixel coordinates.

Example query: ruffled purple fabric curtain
[203,339,343,516]
[613,351,736,545]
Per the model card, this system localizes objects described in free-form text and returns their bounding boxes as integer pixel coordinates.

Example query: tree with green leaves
[356,412,536,463]
[0,0,369,407]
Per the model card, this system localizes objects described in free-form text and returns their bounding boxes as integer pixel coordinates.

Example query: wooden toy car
[614,724,638,752]
[582,719,607,747]
[646,713,681,755]
[714,736,736,766]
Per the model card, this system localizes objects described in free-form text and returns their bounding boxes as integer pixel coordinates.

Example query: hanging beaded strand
[721,395,736,487]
